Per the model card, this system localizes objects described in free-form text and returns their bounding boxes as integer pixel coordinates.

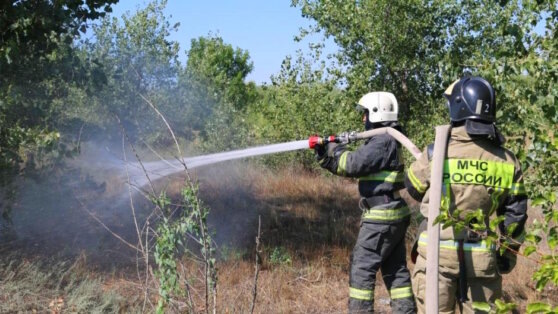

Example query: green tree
[0,0,117,170]
[245,51,356,168]
[81,0,182,145]
[293,0,461,114]
[183,35,257,152]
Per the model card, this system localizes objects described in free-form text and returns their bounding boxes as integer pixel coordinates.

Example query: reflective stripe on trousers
[390,286,413,300]
[362,206,410,222]
[350,285,413,301]
[350,287,374,301]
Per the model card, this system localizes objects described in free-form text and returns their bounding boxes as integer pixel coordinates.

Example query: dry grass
[1,162,555,313]
[500,208,558,312]
[0,253,143,313]
[187,164,397,313]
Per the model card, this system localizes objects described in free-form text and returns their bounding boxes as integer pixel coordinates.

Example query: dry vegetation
[0,162,555,313]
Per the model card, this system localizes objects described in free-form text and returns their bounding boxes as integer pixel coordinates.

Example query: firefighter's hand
[314,144,326,161]
[326,142,339,157]
[496,249,517,274]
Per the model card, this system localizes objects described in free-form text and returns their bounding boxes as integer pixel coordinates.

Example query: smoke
[194,162,261,251]
[0,141,139,266]
[0,138,264,267]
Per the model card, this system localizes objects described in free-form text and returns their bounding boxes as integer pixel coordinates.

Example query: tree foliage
[183,35,258,152]
[0,0,117,170]
[80,0,182,144]
[243,51,357,168]
[293,0,460,113]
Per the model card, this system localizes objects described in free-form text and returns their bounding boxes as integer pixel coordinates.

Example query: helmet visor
[355,103,367,112]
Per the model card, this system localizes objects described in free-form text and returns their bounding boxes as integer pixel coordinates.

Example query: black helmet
[444,76,496,122]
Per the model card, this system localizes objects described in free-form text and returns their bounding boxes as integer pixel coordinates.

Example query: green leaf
[433,213,448,225]
[531,197,548,207]
[524,245,537,257]
[546,191,557,204]
[526,233,543,244]
[490,216,506,231]
[548,227,558,250]
[527,302,551,313]
[494,298,516,313]
[472,301,491,312]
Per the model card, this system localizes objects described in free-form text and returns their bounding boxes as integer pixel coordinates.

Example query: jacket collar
[450,125,474,142]
[451,124,506,145]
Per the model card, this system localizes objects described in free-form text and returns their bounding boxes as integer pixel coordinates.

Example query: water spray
[129,127,422,187]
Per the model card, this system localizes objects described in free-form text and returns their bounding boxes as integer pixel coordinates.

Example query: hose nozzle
[308,132,357,149]
[308,135,336,149]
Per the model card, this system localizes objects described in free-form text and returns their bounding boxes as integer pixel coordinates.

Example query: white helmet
[357,92,398,123]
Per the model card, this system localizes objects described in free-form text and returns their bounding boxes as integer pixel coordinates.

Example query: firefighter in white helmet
[405,77,528,313]
[315,92,416,313]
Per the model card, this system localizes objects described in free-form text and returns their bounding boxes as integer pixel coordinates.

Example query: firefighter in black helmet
[405,76,528,313]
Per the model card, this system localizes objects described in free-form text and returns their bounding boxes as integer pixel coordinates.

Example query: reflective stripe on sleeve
[362,206,410,221]
[359,171,404,183]
[418,233,495,252]
[407,167,427,193]
[390,286,413,300]
[337,151,349,175]
[349,287,374,301]
[509,182,526,195]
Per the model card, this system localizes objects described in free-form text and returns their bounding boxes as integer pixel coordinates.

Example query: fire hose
[308,127,422,160]
[426,125,451,313]
[309,126,450,313]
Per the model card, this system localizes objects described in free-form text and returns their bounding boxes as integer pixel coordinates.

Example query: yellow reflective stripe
[359,171,404,183]
[362,206,410,221]
[418,233,495,252]
[443,159,514,189]
[510,182,526,195]
[390,286,413,299]
[407,167,427,193]
[349,287,374,301]
[337,151,349,175]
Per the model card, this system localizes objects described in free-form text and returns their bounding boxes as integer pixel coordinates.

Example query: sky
[108,1,337,85]
[105,1,550,85]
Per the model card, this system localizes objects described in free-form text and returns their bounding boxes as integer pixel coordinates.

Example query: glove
[496,249,517,274]
[326,142,339,157]
[314,142,340,161]
[314,143,327,161]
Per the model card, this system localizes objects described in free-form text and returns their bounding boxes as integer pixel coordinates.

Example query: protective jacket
[405,125,527,313]
[319,129,415,314]
[319,132,410,224]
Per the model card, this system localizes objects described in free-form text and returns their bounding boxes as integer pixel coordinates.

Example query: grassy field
[0,163,555,313]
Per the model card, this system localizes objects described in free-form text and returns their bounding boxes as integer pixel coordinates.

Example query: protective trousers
[412,236,503,313]
[349,220,415,314]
